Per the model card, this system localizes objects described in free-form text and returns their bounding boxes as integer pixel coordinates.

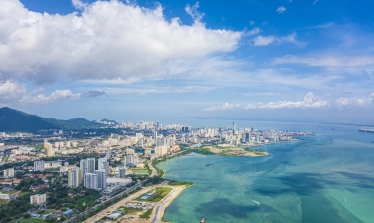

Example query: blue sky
[0,0,373,123]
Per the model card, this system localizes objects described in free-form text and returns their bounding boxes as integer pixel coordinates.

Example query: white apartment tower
[95,170,107,190]
[30,194,46,205]
[84,173,98,190]
[3,168,14,178]
[80,158,95,181]
[68,168,80,188]
[34,160,45,172]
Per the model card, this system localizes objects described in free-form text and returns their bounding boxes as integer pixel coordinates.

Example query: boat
[205,164,213,166]
[200,218,206,223]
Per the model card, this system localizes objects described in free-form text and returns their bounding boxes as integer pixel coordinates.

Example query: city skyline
[0,0,373,122]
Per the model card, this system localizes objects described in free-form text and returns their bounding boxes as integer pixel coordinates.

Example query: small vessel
[200,218,206,223]
[205,164,213,166]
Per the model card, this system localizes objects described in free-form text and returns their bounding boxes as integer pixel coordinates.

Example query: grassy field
[139,208,153,219]
[17,218,45,223]
[132,169,149,174]
[146,187,172,202]
[122,207,142,215]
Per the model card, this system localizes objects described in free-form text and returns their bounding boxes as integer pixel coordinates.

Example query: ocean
[157,120,374,223]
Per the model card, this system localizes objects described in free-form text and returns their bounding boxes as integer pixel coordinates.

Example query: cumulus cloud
[0,0,242,84]
[251,33,303,46]
[203,92,329,111]
[19,90,81,104]
[276,6,286,14]
[335,96,373,107]
[0,81,27,103]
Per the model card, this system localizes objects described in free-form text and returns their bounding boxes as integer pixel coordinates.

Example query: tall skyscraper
[152,131,157,140]
[98,158,109,177]
[233,122,236,134]
[34,160,45,172]
[68,168,80,188]
[84,173,98,190]
[80,158,95,181]
[95,170,107,190]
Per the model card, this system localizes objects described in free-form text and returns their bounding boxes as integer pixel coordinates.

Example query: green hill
[0,107,106,133]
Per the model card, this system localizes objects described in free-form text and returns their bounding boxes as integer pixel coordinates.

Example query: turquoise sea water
[157,121,374,223]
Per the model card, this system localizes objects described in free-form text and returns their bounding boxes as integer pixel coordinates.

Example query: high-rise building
[34,160,45,172]
[256,134,260,144]
[119,167,126,178]
[68,168,80,188]
[233,122,236,134]
[126,154,134,165]
[3,168,14,178]
[98,158,109,177]
[80,158,95,181]
[95,170,107,190]
[152,131,157,140]
[30,194,46,205]
[84,173,98,190]
[44,142,54,157]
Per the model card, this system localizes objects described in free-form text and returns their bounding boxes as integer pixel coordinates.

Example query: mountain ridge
[0,107,106,133]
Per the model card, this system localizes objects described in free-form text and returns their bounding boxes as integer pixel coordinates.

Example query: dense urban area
[0,120,312,223]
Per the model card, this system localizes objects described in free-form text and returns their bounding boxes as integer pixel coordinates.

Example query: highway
[150,186,185,223]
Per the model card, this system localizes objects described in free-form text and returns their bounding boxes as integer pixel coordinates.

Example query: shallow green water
[158,122,374,223]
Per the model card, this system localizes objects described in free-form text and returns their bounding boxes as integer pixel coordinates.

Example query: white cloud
[252,35,277,46]
[0,81,27,103]
[251,33,304,46]
[335,96,373,107]
[185,2,204,22]
[276,6,286,14]
[203,92,329,111]
[19,90,81,104]
[272,55,374,74]
[246,27,260,36]
[313,0,320,5]
[249,20,255,25]
[0,0,242,84]
[203,103,242,111]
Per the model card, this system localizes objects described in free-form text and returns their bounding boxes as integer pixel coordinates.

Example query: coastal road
[150,186,185,223]
[148,161,158,177]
